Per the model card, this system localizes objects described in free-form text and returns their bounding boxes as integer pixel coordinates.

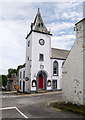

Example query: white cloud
[0,2,83,74]
[0,20,29,74]
[48,22,74,33]
[51,34,75,49]
[0,0,85,2]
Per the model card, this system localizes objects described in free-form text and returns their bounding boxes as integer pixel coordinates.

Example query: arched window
[32,80,36,87]
[53,61,58,76]
[62,61,65,67]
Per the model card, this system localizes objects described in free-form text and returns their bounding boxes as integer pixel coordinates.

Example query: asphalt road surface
[1,91,85,119]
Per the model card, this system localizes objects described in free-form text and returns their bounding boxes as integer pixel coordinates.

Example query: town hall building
[19,9,69,93]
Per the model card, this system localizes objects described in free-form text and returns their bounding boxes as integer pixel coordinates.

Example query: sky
[0,0,84,75]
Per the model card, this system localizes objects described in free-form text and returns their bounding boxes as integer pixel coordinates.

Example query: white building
[62,18,85,106]
[19,9,69,93]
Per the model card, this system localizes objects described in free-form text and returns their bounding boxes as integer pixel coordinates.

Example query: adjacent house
[7,73,19,91]
[62,18,85,106]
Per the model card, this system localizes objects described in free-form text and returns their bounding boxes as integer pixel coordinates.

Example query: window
[20,81,21,89]
[38,22,43,28]
[23,71,25,78]
[28,57,29,61]
[62,61,65,67]
[39,54,44,61]
[53,61,58,75]
[32,80,36,87]
[28,41,30,47]
[52,80,57,89]
[47,80,51,87]
[20,72,22,78]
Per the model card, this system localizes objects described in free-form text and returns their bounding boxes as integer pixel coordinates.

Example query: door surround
[36,70,47,91]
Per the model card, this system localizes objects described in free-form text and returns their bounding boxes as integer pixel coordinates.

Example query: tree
[8,68,18,78]
[1,75,7,87]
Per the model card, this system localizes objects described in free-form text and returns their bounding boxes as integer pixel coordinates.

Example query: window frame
[23,71,25,79]
[39,54,44,61]
[53,60,58,76]
[28,41,30,47]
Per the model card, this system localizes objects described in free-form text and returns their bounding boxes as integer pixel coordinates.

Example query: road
[1,91,85,119]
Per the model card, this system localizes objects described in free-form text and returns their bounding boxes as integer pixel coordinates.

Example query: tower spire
[31,8,50,34]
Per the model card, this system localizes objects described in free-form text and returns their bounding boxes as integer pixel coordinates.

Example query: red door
[39,76,43,89]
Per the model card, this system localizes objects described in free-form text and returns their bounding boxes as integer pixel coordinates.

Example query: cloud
[51,34,75,49]
[0,20,28,74]
[0,2,83,74]
[47,22,74,34]
[0,0,85,2]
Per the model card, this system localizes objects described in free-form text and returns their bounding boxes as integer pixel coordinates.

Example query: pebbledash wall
[62,18,85,106]
[19,9,69,93]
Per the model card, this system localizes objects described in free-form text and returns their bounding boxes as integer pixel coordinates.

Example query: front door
[38,74,43,89]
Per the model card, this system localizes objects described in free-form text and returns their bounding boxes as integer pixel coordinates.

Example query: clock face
[39,39,45,45]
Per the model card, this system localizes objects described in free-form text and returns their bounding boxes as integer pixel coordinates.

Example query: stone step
[38,90,46,93]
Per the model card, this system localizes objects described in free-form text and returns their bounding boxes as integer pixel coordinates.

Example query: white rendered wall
[25,33,32,92]
[30,31,52,91]
[62,20,84,105]
[52,59,65,90]
[19,67,25,92]
[83,20,85,105]
[19,67,29,92]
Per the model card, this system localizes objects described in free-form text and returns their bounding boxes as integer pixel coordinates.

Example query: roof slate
[51,48,70,59]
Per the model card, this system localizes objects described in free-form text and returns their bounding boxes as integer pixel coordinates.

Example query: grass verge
[49,101,85,116]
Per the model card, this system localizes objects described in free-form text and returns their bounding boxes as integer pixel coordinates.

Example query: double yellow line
[47,100,62,111]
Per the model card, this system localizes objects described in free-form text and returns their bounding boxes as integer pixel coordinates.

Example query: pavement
[1,91,85,119]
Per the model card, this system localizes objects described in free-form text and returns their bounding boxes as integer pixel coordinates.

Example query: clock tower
[25,8,52,93]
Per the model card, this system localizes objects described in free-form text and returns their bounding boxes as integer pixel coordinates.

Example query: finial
[37,8,40,15]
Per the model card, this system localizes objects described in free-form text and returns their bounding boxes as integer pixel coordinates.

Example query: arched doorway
[36,71,47,91]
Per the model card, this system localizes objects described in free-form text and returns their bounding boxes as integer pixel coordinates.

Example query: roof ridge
[51,48,70,51]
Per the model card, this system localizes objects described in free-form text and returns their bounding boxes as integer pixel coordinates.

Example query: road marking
[2,96,6,98]
[0,106,16,110]
[2,95,19,98]
[47,100,62,112]
[50,107,62,111]
[15,107,28,119]
[0,107,28,118]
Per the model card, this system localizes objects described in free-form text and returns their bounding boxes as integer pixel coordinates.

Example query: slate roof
[51,48,70,60]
